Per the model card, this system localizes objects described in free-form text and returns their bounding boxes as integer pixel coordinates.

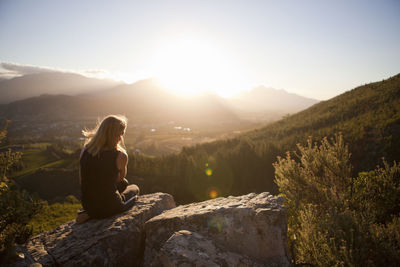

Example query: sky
[0,0,399,99]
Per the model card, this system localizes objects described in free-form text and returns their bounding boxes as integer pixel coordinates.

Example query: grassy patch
[10,143,77,177]
[28,143,52,149]
[28,201,82,236]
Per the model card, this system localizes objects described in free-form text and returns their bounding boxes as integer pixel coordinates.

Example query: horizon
[1,63,398,102]
[1,0,400,100]
[0,65,329,100]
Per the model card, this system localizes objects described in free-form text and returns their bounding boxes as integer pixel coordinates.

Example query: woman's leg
[116,178,129,193]
[120,184,140,211]
[121,184,140,199]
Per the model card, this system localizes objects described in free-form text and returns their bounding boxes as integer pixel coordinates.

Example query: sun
[151,37,248,97]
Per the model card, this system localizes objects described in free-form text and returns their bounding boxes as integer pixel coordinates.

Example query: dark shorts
[85,180,140,219]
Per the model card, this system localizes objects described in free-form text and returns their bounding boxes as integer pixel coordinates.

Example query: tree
[0,121,41,262]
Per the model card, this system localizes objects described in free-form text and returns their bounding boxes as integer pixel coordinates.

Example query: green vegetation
[16,168,80,203]
[128,137,279,203]
[0,121,41,261]
[11,143,80,202]
[0,124,81,257]
[28,195,82,236]
[274,135,400,266]
[10,142,77,178]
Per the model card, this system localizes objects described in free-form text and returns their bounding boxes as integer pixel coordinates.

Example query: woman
[76,115,139,223]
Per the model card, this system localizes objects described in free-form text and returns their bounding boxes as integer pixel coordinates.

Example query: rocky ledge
[23,192,289,266]
[25,193,175,266]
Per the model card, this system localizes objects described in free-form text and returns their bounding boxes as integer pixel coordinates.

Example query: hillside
[128,73,400,204]
[247,73,400,171]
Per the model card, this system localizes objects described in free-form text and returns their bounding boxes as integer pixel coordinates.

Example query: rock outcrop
[145,192,289,266]
[25,193,175,267]
[156,230,264,266]
[24,192,289,266]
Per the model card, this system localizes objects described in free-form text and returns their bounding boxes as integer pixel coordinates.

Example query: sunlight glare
[152,38,248,97]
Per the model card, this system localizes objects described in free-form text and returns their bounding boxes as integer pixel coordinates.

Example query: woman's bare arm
[116,151,128,182]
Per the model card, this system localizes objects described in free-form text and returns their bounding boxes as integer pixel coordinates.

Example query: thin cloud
[0,71,19,79]
[81,69,114,80]
[0,62,59,75]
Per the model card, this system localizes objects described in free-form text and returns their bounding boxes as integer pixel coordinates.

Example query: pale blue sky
[1,0,399,99]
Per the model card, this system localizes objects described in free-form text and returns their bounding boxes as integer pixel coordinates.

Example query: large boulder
[25,193,175,267]
[144,192,290,266]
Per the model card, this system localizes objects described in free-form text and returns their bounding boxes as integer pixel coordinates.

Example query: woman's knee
[127,184,140,195]
[116,178,129,193]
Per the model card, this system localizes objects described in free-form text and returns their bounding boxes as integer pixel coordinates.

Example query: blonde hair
[82,115,127,156]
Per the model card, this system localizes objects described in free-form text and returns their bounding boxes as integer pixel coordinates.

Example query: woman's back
[80,148,123,218]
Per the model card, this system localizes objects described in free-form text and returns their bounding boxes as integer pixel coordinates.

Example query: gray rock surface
[156,230,264,267]
[23,192,290,267]
[145,192,290,266]
[25,193,175,267]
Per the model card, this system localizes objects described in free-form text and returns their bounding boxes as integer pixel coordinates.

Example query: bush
[0,121,41,262]
[274,134,400,266]
[352,162,400,224]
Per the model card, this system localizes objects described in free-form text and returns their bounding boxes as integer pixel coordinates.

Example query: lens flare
[205,168,213,176]
[209,189,218,198]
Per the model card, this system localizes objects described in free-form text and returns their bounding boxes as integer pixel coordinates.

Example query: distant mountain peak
[0,72,120,104]
[229,85,318,113]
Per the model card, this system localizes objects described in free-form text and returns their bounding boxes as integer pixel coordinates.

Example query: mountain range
[228,85,318,113]
[0,72,318,125]
[0,72,120,104]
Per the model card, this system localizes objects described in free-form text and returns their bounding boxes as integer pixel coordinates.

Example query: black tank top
[80,148,124,218]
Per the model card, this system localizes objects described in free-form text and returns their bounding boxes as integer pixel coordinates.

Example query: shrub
[274,135,400,266]
[0,121,41,262]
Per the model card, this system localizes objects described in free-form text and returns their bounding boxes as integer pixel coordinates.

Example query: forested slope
[128,73,400,204]
[248,73,400,171]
